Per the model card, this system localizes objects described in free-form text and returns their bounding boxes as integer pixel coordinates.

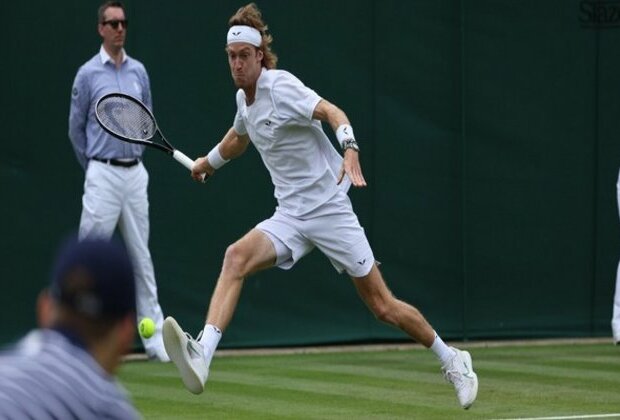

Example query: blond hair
[228,3,278,69]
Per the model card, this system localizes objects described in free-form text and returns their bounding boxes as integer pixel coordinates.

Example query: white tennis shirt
[234,68,351,217]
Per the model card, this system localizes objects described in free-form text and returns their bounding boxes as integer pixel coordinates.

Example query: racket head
[95,93,160,146]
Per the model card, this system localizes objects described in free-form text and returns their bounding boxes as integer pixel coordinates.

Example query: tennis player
[163,2,478,409]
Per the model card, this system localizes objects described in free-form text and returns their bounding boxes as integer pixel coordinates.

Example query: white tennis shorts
[256,192,375,278]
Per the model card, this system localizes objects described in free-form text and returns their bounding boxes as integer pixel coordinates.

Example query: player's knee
[370,300,396,325]
[222,242,251,278]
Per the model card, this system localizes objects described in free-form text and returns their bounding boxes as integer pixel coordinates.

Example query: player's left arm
[312,99,367,187]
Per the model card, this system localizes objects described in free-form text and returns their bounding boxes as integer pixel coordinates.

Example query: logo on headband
[227,25,262,47]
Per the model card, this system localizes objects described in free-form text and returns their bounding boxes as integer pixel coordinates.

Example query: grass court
[118,340,620,419]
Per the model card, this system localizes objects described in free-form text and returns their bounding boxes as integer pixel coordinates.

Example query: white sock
[430,331,456,365]
[198,324,222,366]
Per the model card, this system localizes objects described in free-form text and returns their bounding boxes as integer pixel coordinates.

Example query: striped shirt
[0,329,140,419]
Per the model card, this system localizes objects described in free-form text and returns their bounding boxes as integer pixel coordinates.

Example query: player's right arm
[191,127,250,182]
[313,99,367,188]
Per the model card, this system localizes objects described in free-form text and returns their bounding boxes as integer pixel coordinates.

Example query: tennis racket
[95,92,206,180]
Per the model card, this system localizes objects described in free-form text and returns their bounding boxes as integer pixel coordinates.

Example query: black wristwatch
[342,139,359,152]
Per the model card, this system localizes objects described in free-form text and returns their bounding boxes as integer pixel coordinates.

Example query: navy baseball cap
[49,235,136,319]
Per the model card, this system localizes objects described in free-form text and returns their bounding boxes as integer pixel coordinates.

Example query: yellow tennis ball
[138,318,156,339]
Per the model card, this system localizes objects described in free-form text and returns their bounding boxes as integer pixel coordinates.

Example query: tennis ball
[138,318,156,339]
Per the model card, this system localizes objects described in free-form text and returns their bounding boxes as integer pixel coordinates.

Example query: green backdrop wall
[2,0,618,348]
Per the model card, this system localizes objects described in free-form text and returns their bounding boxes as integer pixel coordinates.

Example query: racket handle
[173,150,207,181]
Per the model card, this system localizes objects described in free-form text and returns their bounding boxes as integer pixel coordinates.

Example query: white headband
[227,25,262,47]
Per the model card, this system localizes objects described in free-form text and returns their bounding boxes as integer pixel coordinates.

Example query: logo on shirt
[265,120,272,126]
[357,259,367,265]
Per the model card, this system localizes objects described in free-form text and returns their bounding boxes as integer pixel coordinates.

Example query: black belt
[91,157,140,167]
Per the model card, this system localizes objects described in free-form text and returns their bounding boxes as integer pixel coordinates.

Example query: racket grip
[172,150,194,170]
[172,150,207,181]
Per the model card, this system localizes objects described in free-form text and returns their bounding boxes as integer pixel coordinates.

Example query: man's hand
[191,157,215,183]
[337,149,367,187]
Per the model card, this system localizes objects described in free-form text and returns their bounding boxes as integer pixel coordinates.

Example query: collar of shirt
[242,67,268,108]
[99,45,127,65]
[257,67,268,91]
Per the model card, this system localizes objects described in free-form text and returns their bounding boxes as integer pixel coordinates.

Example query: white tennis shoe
[442,347,478,409]
[162,316,209,394]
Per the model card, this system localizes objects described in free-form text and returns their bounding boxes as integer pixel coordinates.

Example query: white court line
[493,414,620,420]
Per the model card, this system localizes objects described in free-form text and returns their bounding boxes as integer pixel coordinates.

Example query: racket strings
[97,96,156,140]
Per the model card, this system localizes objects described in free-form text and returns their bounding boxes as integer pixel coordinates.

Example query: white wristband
[206,143,229,170]
[335,124,355,148]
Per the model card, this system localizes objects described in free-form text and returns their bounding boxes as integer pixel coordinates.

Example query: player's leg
[78,161,122,240]
[118,163,168,361]
[196,215,311,368]
[352,265,478,409]
[163,228,279,394]
[351,264,435,346]
[305,194,436,345]
[206,228,278,329]
[308,194,477,408]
